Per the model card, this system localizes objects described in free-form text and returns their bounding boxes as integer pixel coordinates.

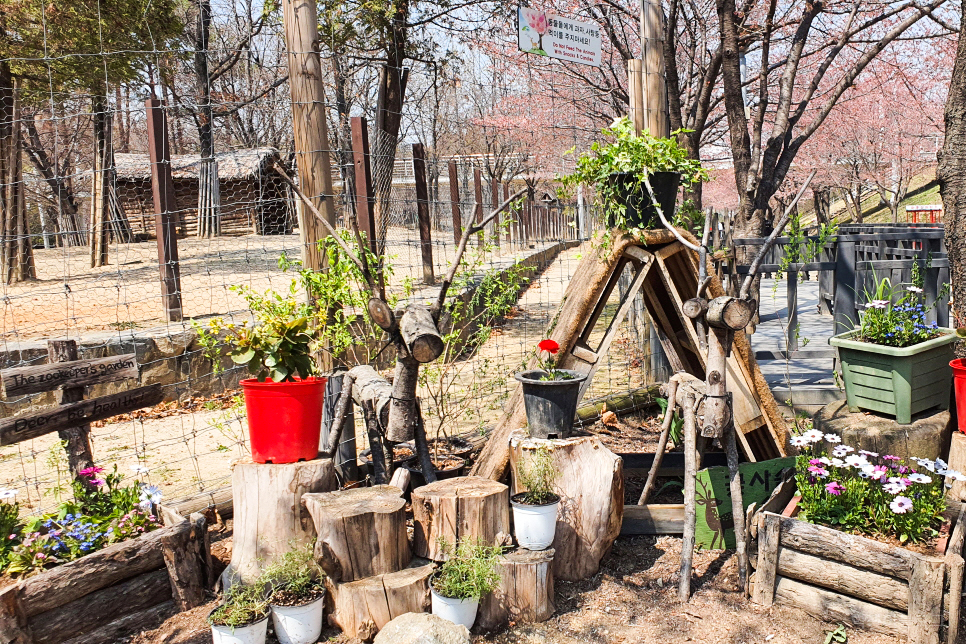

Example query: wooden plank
[776,547,909,611]
[752,475,796,536]
[19,525,170,617]
[774,575,908,635]
[0,384,163,446]
[620,504,683,535]
[753,513,780,606]
[29,569,172,644]
[46,340,95,479]
[777,514,916,579]
[2,353,138,397]
[908,557,944,644]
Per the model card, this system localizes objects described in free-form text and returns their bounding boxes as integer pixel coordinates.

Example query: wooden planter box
[752,505,965,644]
[829,329,956,424]
[0,514,210,644]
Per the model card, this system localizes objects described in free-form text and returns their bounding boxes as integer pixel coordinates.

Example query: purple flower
[883,455,900,461]
[808,466,829,479]
[89,479,105,487]
[890,496,914,514]
[898,466,909,474]
[825,481,845,496]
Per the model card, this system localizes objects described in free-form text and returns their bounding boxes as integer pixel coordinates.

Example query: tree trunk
[194,0,220,238]
[939,0,966,328]
[22,119,83,247]
[0,68,34,283]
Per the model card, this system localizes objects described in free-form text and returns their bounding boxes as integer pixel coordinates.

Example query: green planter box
[829,328,957,424]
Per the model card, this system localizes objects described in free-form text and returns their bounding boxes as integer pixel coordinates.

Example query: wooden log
[386,355,419,442]
[61,601,175,644]
[398,306,444,364]
[681,297,707,319]
[752,513,780,607]
[29,569,172,644]
[225,458,337,585]
[19,526,168,617]
[777,515,916,579]
[908,557,944,644]
[508,431,623,582]
[678,395,699,601]
[159,486,232,526]
[478,548,555,631]
[945,554,964,644]
[948,432,966,501]
[303,485,410,582]
[367,298,396,332]
[0,585,33,644]
[776,547,909,611]
[348,365,392,429]
[325,559,434,641]
[705,296,753,330]
[389,466,410,492]
[160,512,209,610]
[773,575,908,636]
[412,476,510,562]
[2,352,137,397]
[620,504,684,535]
[0,384,164,446]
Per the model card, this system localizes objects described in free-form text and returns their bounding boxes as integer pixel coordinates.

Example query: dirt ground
[130,531,900,644]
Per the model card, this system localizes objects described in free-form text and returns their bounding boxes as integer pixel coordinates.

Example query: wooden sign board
[0,384,163,446]
[695,457,794,550]
[2,354,138,397]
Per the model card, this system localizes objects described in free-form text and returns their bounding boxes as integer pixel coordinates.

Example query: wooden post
[160,513,209,611]
[503,182,511,244]
[474,167,484,248]
[627,59,645,135]
[786,270,798,352]
[145,97,183,323]
[351,117,377,255]
[46,340,95,479]
[752,513,780,606]
[281,0,336,272]
[923,236,941,326]
[833,239,857,334]
[908,557,944,644]
[641,0,669,137]
[448,161,462,245]
[412,143,434,284]
[490,178,501,249]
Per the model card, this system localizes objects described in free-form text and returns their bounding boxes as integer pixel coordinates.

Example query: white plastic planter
[271,595,325,644]
[210,616,269,644]
[511,496,559,551]
[431,589,479,629]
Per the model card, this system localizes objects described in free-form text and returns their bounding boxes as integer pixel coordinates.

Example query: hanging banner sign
[518,7,601,68]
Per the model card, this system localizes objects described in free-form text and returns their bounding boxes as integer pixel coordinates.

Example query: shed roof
[114,147,282,181]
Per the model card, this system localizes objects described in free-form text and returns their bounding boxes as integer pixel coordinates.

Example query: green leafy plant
[264,542,325,605]
[825,624,848,643]
[432,538,501,600]
[209,578,271,629]
[516,446,558,505]
[856,276,943,348]
[559,117,707,231]
[655,396,683,444]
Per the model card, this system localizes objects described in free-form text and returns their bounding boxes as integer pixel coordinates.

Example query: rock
[372,612,470,644]
[814,400,953,460]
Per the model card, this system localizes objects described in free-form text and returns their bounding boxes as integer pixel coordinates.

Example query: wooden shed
[113,147,293,237]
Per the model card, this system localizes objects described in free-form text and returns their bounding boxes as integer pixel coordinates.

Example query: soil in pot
[510,492,560,551]
[405,455,467,490]
[426,436,474,459]
[359,444,417,480]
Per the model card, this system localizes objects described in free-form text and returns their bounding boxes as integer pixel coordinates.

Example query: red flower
[538,339,559,354]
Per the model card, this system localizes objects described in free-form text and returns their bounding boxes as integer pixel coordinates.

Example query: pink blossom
[808,466,829,479]
[89,479,105,487]
[79,466,104,477]
[825,481,846,496]
[883,455,900,461]
[809,459,824,466]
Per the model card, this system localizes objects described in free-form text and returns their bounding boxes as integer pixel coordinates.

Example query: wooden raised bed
[752,503,965,644]
[0,513,210,644]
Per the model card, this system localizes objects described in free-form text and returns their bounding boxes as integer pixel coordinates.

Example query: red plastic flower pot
[241,377,327,463]
[952,359,966,434]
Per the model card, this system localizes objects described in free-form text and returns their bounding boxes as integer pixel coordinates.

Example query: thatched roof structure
[114,147,283,182]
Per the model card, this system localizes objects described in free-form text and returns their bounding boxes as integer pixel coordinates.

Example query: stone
[372,612,470,644]
[814,400,952,461]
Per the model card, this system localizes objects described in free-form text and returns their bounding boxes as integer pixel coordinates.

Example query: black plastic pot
[514,369,588,439]
[359,444,416,481]
[607,171,681,229]
[404,456,467,491]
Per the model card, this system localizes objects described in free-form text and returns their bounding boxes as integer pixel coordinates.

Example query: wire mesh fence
[0,0,673,516]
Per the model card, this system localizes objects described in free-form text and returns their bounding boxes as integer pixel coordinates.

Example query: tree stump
[302,485,410,582]
[508,430,623,582]
[478,548,555,631]
[325,559,435,641]
[224,458,337,586]
[412,476,510,561]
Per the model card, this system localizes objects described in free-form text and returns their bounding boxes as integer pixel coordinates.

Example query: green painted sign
[695,457,795,550]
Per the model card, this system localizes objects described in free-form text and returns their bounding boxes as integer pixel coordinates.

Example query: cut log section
[412,476,510,562]
[325,559,435,642]
[348,365,393,429]
[508,431,623,582]
[224,458,337,586]
[302,485,410,582]
[398,305,444,363]
[478,548,555,631]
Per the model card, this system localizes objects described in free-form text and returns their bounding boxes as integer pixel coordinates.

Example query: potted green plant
[560,117,707,230]
[265,544,326,644]
[430,538,502,629]
[829,277,957,424]
[197,285,326,464]
[208,579,271,644]
[511,446,559,550]
[515,339,587,439]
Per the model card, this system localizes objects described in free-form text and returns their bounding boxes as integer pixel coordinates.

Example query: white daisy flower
[907,473,932,484]
[832,445,853,458]
[845,455,869,469]
[0,489,17,500]
[936,458,950,475]
[883,482,905,495]
[829,458,846,468]
[907,286,923,294]
[790,436,809,447]
[130,464,150,475]
[824,434,841,444]
[803,429,824,443]
[948,471,966,482]
[890,496,913,514]
[887,477,909,490]
[859,450,879,458]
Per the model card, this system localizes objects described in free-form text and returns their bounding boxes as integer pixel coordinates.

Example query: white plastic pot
[271,595,325,644]
[431,589,479,629]
[210,617,268,644]
[511,496,559,551]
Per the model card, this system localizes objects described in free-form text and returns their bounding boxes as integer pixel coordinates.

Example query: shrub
[209,579,271,628]
[432,538,501,600]
[791,430,959,544]
[264,542,325,605]
[516,446,558,505]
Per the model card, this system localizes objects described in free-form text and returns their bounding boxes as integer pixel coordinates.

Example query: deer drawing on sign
[696,477,733,550]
